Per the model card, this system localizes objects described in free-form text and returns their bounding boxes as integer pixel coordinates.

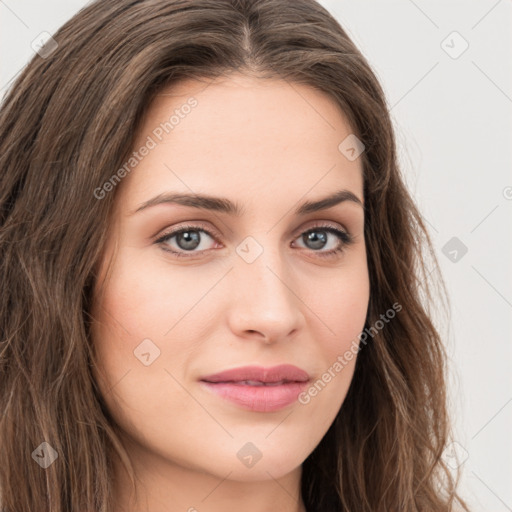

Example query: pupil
[305,230,327,250]
[177,231,200,250]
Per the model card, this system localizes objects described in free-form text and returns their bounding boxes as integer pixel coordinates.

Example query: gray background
[1,1,511,510]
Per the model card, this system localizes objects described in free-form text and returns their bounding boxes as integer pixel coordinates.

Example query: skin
[91,74,370,512]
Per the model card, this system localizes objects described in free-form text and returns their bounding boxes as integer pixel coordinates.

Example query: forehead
[120,74,364,211]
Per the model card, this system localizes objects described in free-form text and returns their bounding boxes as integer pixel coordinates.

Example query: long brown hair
[0,0,470,510]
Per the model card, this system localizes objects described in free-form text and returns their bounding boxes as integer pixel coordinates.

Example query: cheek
[297,259,369,418]
[313,257,370,355]
[90,251,207,445]
[90,246,224,399]
[91,249,178,385]
[323,287,369,357]
[96,247,208,337]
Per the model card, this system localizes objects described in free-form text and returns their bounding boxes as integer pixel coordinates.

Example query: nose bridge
[234,233,289,297]
[228,233,303,339]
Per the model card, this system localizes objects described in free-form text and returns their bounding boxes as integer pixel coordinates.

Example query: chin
[219,458,303,483]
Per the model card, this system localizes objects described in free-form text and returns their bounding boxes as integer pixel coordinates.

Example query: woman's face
[91,74,369,485]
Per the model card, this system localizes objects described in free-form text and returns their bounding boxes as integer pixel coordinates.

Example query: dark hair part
[0,0,470,510]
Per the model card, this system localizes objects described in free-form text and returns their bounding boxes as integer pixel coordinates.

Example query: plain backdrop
[1,1,511,511]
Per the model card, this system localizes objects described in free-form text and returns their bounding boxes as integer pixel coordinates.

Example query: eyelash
[154,222,354,259]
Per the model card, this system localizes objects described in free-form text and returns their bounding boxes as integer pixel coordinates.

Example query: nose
[227,244,305,345]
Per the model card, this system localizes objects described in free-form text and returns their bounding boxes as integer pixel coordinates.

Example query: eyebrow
[131,189,363,216]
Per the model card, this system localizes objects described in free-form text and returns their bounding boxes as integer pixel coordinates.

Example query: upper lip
[200,364,310,384]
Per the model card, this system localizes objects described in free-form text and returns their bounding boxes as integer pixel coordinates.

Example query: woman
[0,0,470,510]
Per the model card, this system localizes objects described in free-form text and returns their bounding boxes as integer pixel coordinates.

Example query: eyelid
[292,219,348,238]
[154,219,348,242]
[153,220,220,243]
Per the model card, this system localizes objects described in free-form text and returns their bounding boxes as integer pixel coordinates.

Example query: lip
[200,365,310,413]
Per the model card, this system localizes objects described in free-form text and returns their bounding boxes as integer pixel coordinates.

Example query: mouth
[199,365,310,412]
[200,364,310,384]
[217,379,296,386]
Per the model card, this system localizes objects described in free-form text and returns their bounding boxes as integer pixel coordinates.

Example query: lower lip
[200,381,308,412]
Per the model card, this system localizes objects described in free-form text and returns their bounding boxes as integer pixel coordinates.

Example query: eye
[292,224,354,259]
[155,223,218,258]
[154,222,354,259]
